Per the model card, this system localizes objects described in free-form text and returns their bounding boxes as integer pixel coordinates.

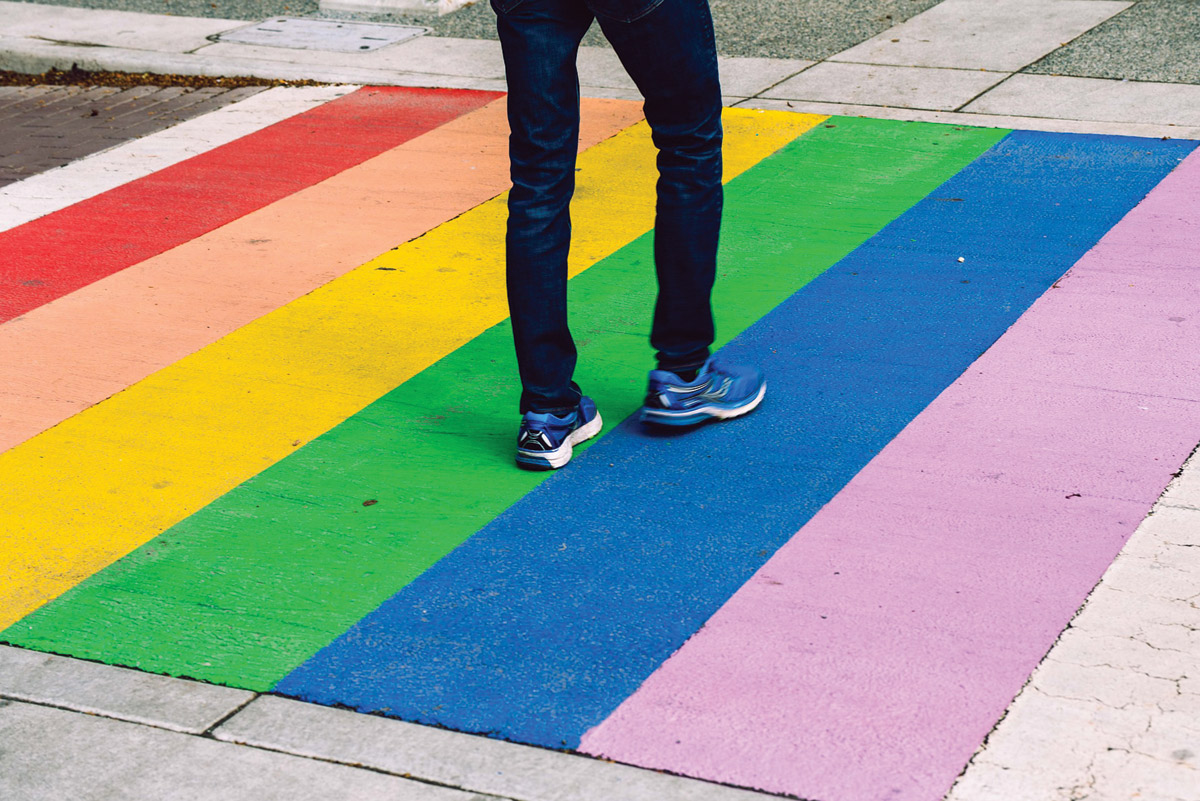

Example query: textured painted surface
[0,86,498,323]
[0,108,818,636]
[0,85,355,233]
[581,147,1200,799]
[948,504,1200,801]
[3,75,1199,801]
[0,85,265,189]
[271,132,1192,750]
[0,97,642,453]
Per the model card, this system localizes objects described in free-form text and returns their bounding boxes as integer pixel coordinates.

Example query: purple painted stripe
[579,150,1200,800]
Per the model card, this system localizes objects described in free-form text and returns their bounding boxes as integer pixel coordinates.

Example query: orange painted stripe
[0,97,645,453]
[0,87,501,323]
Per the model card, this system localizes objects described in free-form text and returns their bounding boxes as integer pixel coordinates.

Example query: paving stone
[0,83,266,188]
[216,695,777,801]
[0,645,254,734]
[1028,0,1200,85]
[762,61,1004,110]
[963,73,1200,127]
[830,0,1130,71]
[0,700,491,801]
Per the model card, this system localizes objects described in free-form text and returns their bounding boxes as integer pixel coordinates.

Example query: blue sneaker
[641,357,765,426]
[515,396,603,470]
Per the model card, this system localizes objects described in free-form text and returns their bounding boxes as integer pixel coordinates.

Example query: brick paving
[0,84,265,188]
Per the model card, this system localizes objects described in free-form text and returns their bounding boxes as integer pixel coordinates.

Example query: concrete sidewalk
[3,0,1200,138]
[1,2,1198,801]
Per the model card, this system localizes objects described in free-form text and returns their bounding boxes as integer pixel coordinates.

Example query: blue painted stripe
[275,131,1196,748]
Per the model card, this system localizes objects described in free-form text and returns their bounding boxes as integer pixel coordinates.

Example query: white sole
[517,412,604,469]
[642,382,767,425]
[707,381,767,419]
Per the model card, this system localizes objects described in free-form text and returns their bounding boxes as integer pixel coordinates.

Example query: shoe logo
[519,430,552,450]
[710,377,732,399]
[659,377,731,409]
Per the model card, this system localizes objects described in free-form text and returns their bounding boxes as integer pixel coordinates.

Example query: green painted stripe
[3,118,1008,690]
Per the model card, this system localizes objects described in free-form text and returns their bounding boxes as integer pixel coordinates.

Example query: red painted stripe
[0,86,501,323]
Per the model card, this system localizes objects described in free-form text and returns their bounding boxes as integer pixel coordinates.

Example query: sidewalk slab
[964,74,1200,127]
[0,32,506,89]
[738,97,1200,140]
[0,0,243,52]
[0,645,253,734]
[762,61,1004,111]
[216,695,777,801]
[194,34,507,80]
[831,0,1131,72]
[0,700,488,801]
[714,56,812,97]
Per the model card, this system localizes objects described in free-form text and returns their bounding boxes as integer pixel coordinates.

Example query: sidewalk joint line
[0,691,206,735]
[824,58,1010,74]
[742,62,816,102]
[953,70,1017,113]
[200,693,261,738]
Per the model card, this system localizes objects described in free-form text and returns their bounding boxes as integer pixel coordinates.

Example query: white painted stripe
[0,85,357,233]
[948,451,1200,801]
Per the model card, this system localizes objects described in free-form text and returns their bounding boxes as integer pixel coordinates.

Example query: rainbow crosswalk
[2,86,1199,801]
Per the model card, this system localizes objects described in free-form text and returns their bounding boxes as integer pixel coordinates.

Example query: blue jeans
[495,0,723,413]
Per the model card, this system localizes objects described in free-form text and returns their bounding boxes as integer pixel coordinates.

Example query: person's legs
[595,0,723,375]
[495,0,594,414]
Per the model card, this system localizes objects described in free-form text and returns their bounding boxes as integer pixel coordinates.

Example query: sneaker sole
[516,412,604,470]
[640,382,766,427]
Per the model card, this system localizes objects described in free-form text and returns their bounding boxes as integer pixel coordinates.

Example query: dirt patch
[0,66,329,89]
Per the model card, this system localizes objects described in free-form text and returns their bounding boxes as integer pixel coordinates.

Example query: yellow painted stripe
[0,109,825,629]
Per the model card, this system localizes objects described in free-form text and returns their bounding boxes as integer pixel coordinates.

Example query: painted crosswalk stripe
[0,108,819,635]
[0,86,500,324]
[0,97,643,453]
[273,131,1194,751]
[0,86,357,234]
[582,142,1200,801]
[1,118,1003,690]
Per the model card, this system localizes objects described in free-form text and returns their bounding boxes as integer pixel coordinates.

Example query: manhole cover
[214,17,428,52]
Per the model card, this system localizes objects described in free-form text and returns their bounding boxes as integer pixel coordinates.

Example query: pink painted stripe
[580,151,1200,800]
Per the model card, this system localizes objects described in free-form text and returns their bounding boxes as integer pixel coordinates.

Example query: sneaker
[515,396,603,470]
[640,357,766,426]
